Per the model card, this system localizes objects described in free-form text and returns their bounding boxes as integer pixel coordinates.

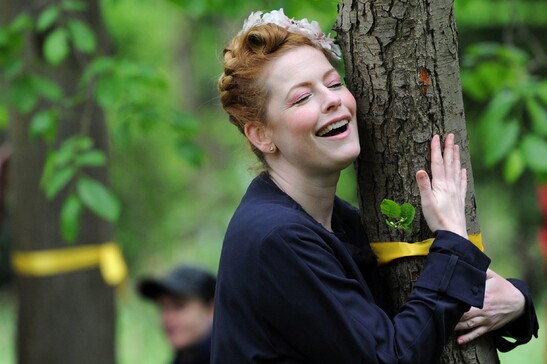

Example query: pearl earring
[269,145,276,152]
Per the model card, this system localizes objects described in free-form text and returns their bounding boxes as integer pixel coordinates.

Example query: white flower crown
[238,8,341,60]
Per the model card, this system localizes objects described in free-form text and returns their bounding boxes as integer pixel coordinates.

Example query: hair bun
[246,25,287,55]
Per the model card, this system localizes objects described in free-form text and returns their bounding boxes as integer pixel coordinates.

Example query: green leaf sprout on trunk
[380,199,416,233]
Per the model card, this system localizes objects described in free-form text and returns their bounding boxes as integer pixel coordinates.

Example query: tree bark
[5,1,116,363]
[335,0,499,362]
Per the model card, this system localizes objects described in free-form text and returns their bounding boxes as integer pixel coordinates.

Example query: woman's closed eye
[290,81,342,106]
[293,93,312,106]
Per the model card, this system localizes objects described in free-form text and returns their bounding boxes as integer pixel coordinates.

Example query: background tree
[3,0,117,362]
[335,0,499,362]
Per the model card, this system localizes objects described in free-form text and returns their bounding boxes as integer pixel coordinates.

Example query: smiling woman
[211,8,538,364]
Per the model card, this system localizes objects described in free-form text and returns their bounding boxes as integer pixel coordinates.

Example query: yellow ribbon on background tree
[11,242,127,286]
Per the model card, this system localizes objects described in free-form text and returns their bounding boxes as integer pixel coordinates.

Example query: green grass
[498,294,545,364]
[0,294,15,364]
[117,291,171,364]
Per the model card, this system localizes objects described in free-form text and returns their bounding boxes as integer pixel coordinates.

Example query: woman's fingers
[430,135,444,183]
[456,326,489,345]
[455,308,489,345]
[418,133,468,237]
[453,144,461,182]
[461,168,468,199]
[432,133,465,194]
[431,133,459,185]
[443,133,455,179]
[416,170,432,205]
[454,307,482,331]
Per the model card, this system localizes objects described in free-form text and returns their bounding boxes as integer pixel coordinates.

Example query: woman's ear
[244,122,274,154]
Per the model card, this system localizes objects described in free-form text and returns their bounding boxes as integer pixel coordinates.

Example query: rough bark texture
[5,1,116,363]
[335,0,499,362]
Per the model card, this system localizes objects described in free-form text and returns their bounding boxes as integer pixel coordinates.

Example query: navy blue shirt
[212,173,537,363]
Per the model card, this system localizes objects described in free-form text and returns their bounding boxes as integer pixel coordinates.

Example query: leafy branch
[462,42,547,184]
[0,0,204,242]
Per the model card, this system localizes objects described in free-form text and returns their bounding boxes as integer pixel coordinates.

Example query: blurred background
[0,0,545,363]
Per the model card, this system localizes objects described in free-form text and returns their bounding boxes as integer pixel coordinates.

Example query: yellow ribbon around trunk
[11,242,127,286]
[370,233,484,266]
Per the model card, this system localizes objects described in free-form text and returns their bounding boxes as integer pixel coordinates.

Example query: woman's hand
[455,269,526,345]
[416,134,468,238]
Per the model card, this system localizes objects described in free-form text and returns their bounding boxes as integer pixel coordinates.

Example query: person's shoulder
[227,174,313,234]
[227,190,313,240]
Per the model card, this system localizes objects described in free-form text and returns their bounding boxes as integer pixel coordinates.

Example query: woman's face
[262,46,360,177]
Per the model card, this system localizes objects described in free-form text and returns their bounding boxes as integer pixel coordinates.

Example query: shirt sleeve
[257,226,490,364]
[491,278,540,352]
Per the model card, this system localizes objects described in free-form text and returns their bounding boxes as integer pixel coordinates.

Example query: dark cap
[138,266,216,303]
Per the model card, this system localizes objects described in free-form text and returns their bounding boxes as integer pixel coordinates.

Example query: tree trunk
[5,1,116,363]
[335,0,499,363]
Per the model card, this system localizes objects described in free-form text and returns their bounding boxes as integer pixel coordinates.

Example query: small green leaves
[37,6,60,32]
[9,13,33,33]
[40,136,108,199]
[29,109,58,142]
[8,76,39,113]
[1,4,128,246]
[45,165,77,199]
[67,19,96,53]
[380,199,415,233]
[74,150,106,167]
[484,118,520,167]
[7,75,63,114]
[38,2,97,65]
[380,199,401,219]
[95,75,122,108]
[40,136,120,243]
[77,176,121,222]
[527,98,547,137]
[44,28,69,65]
[503,148,525,183]
[521,134,547,173]
[462,42,547,184]
[400,203,416,225]
[60,193,82,242]
[32,74,63,101]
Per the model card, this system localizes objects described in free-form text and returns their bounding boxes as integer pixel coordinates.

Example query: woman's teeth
[317,119,349,137]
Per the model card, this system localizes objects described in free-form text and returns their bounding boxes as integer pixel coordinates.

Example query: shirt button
[472,286,479,295]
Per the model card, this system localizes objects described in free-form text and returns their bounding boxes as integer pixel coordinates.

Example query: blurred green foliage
[462,43,547,183]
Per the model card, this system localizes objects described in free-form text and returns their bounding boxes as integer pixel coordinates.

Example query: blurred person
[212,8,539,363]
[139,266,215,364]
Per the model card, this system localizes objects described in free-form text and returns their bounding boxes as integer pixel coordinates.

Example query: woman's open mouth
[316,119,349,137]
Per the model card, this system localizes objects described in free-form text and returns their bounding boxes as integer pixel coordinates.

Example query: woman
[212,9,538,363]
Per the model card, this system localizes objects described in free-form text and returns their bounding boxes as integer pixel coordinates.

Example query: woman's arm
[258,226,489,364]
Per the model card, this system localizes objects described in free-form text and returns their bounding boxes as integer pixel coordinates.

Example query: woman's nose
[321,88,342,113]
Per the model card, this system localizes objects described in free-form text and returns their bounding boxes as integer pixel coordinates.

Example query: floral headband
[238,8,341,61]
